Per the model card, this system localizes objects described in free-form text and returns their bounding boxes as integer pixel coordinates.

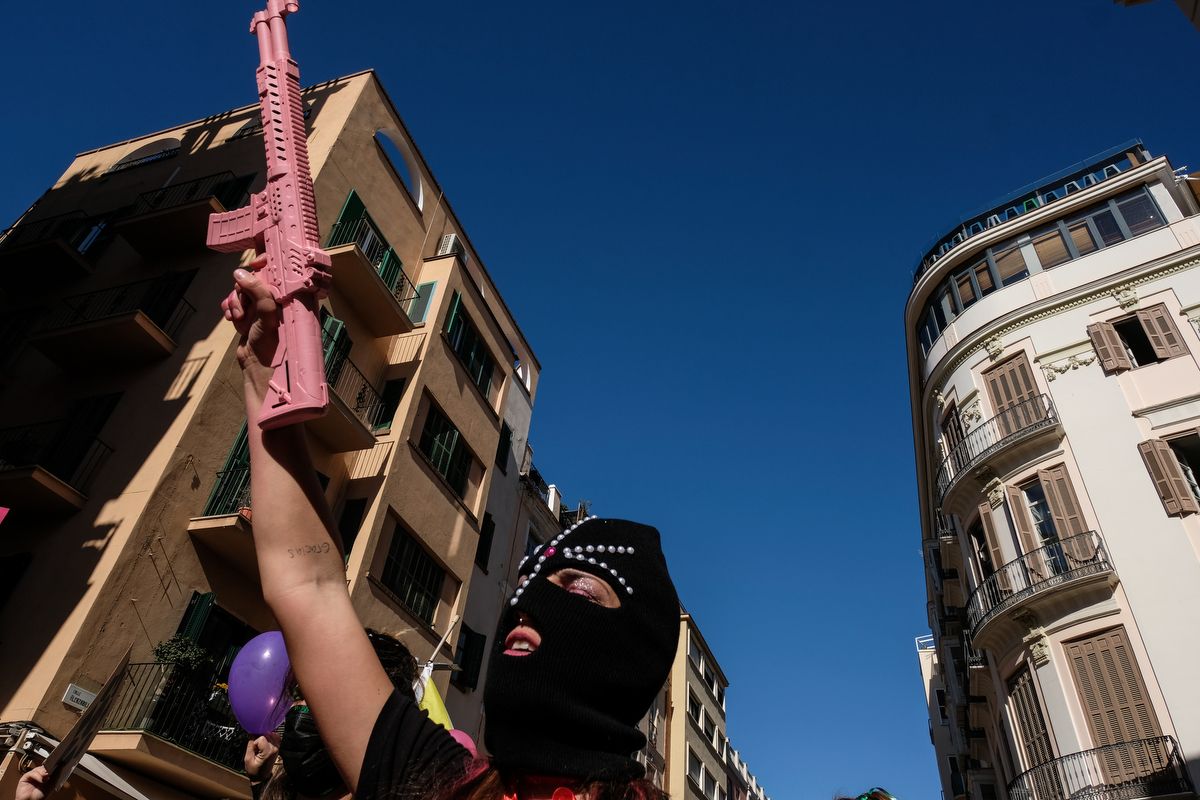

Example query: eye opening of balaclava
[483,517,680,782]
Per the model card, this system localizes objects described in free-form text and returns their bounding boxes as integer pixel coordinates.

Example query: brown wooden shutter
[1138,440,1200,517]
[978,503,1011,592]
[1136,305,1186,359]
[1008,667,1055,770]
[1038,466,1087,537]
[1065,628,1163,781]
[985,354,1040,434]
[1087,321,1132,374]
[1005,485,1039,556]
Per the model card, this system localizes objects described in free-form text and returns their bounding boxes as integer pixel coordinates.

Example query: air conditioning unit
[436,233,467,264]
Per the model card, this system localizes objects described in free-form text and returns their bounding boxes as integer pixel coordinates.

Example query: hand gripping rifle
[208,0,331,429]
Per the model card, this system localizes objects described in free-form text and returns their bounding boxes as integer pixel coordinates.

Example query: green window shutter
[327,189,367,247]
[204,424,251,515]
[178,591,216,641]
[405,281,437,324]
[320,313,351,381]
[444,291,463,337]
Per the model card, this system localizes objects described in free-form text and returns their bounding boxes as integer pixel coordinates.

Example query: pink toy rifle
[209,0,331,429]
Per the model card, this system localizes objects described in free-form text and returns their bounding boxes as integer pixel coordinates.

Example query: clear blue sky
[4,2,1200,798]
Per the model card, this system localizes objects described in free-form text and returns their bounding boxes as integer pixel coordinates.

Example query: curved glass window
[916,185,1166,357]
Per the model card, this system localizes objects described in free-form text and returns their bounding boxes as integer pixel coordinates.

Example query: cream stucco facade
[909,141,1200,800]
[0,70,540,799]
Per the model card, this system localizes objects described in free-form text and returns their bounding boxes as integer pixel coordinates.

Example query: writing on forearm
[288,542,332,558]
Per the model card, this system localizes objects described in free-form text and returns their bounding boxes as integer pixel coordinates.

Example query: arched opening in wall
[107,137,181,174]
[374,129,423,211]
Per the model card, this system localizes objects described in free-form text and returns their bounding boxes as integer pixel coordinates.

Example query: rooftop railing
[966,531,1112,636]
[1007,736,1191,800]
[935,394,1057,499]
[0,420,112,494]
[37,274,196,339]
[102,662,243,772]
[130,171,249,217]
[327,213,418,305]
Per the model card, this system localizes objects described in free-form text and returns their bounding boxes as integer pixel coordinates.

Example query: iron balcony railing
[37,274,196,339]
[0,211,90,250]
[966,531,1112,636]
[326,214,418,305]
[102,662,243,772]
[935,394,1058,499]
[129,171,250,217]
[0,420,112,494]
[523,465,551,504]
[203,465,251,517]
[1007,736,1191,800]
[327,353,385,429]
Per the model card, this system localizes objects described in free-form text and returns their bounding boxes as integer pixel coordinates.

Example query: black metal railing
[967,531,1112,635]
[326,214,418,306]
[524,465,550,504]
[936,395,1058,498]
[0,211,90,250]
[102,662,243,772]
[37,274,196,339]
[130,171,249,217]
[1007,736,1191,800]
[0,420,112,494]
[327,354,385,429]
[203,465,251,517]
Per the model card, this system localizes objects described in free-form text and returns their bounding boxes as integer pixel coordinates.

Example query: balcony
[935,395,1059,500]
[0,420,111,513]
[0,212,101,287]
[94,662,249,799]
[326,214,417,337]
[116,172,250,253]
[188,466,256,579]
[967,531,1115,643]
[28,274,195,369]
[1007,736,1193,800]
[308,352,384,453]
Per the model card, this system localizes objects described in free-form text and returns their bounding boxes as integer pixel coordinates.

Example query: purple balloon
[228,631,293,734]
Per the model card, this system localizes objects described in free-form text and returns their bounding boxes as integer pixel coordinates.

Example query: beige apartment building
[662,613,770,800]
[908,140,1200,800]
[0,70,541,800]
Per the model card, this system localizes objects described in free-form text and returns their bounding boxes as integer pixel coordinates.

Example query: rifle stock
[209,0,331,430]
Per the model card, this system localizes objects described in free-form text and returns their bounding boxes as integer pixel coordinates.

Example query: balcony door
[1065,628,1165,785]
[984,353,1039,435]
[1008,667,1059,800]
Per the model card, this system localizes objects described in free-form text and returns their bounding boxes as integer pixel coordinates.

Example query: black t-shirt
[356,690,471,800]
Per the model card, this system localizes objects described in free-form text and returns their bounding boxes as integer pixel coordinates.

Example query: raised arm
[223,264,393,793]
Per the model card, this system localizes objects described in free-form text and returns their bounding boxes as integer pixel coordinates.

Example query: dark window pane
[1067,219,1098,256]
[974,259,996,296]
[1117,192,1165,236]
[419,405,471,497]
[1092,210,1125,246]
[955,272,978,309]
[381,525,443,624]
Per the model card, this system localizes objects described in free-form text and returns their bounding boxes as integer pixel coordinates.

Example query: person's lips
[503,624,541,656]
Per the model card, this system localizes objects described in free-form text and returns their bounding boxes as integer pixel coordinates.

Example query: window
[418,402,473,498]
[1117,191,1165,236]
[1139,435,1200,517]
[337,497,368,563]
[1005,465,1088,577]
[405,281,437,324]
[450,624,487,691]
[495,421,513,473]
[444,291,499,399]
[380,523,444,624]
[1008,667,1055,772]
[1031,226,1070,269]
[320,311,352,383]
[475,513,495,571]
[935,688,948,722]
[525,526,543,559]
[702,713,715,743]
[375,379,407,432]
[687,749,702,785]
[688,692,702,724]
[1088,304,1187,373]
[702,769,717,800]
[993,242,1028,286]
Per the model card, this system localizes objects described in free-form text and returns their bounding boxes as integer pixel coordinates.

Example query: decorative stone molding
[961,399,983,428]
[933,389,946,411]
[1023,626,1051,667]
[1039,351,1097,382]
[983,477,1005,508]
[1112,286,1138,309]
[983,335,1004,360]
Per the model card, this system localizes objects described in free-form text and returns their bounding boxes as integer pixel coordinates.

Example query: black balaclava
[280,705,344,798]
[483,517,680,782]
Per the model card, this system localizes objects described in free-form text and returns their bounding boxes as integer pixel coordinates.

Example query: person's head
[278,630,418,798]
[839,788,898,800]
[483,517,680,782]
